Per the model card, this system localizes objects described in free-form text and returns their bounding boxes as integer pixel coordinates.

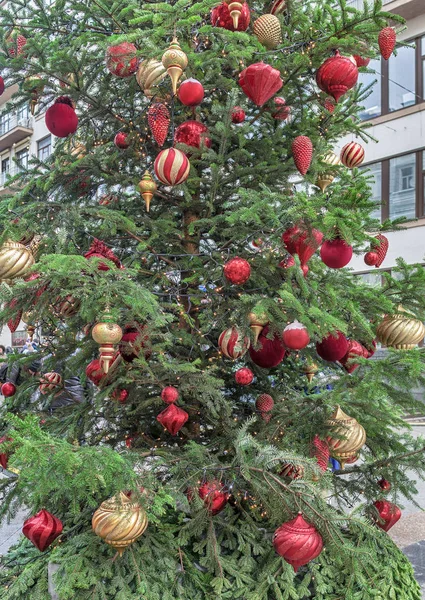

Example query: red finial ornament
[273,513,323,572]
[316,51,358,103]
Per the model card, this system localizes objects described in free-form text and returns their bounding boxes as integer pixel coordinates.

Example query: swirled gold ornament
[136,59,167,98]
[92,311,123,374]
[376,310,425,349]
[161,38,188,95]
[316,151,341,192]
[253,14,282,49]
[303,361,318,383]
[0,240,35,282]
[92,492,148,556]
[326,406,366,469]
[248,310,269,344]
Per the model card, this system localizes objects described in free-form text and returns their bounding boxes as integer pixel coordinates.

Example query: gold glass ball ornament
[161,37,188,95]
[138,171,157,212]
[136,59,167,97]
[92,492,148,556]
[376,309,425,349]
[253,14,282,49]
[326,406,366,469]
[316,151,341,192]
[0,239,35,282]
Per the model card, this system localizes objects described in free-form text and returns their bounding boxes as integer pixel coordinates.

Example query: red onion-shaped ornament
[249,325,286,368]
[273,513,323,572]
[154,148,190,186]
[316,51,358,103]
[378,27,396,60]
[148,103,170,147]
[198,480,228,515]
[22,509,63,552]
[157,403,189,435]
[373,500,401,532]
[282,225,323,266]
[224,257,251,285]
[340,142,365,168]
[238,62,283,107]
[235,367,254,385]
[161,386,179,404]
[45,96,78,138]
[210,2,250,31]
[282,321,310,350]
[320,238,353,269]
[219,327,250,359]
[316,331,348,362]
[1,382,16,398]
[178,78,204,106]
[174,120,211,150]
[231,106,245,123]
[39,372,63,394]
[106,42,138,77]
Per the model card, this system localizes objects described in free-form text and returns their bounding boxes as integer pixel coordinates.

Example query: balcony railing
[0,115,31,136]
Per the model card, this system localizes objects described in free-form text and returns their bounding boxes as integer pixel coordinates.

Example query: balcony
[347,0,422,18]
[0,115,33,153]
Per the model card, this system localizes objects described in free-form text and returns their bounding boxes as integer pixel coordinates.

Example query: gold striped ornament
[0,239,36,282]
[316,151,341,192]
[326,406,366,469]
[161,38,188,95]
[253,14,282,49]
[376,310,425,349]
[138,171,157,212]
[136,60,167,98]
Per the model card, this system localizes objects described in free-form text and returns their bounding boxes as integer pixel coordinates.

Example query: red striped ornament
[340,142,365,168]
[154,148,190,186]
[218,327,250,359]
[39,372,63,394]
[269,0,286,15]
[22,509,63,552]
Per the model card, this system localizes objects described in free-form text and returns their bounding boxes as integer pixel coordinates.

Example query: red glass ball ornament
[249,325,286,368]
[154,148,190,186]
[282,321,310,350]
[119,323,151,363]
[106,42,138,77]
[157,403,189,435]
[339,340,366,373]
[378,478,392,492]
[174,120,211,150]
[22,509,63,552]
[364,251,378,266]
[223,257,251,285]
[112,388,129,403]
[198,480,228,515]
[218,327,250,359]
[161,386,179,404]
[238,62,283,107]
[45,96,78,138]
[273,513,323,572]
[272,97,291,121]
[210,2,250,31]
[235,367,254,385]
[316,51,358,103]
[114,132,130,149]
[1,382,16,398]
[282,225,323,266]
[340,141,365,168]
[231,106,246,123]
[373,500,401,532]
[353,55,370,68]
[320,238,353,269]
[178,78,204,106]
[316,331,349,362]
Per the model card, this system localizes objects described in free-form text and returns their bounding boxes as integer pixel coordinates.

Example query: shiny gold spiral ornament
[376,310,425,349]
[316,151,341,192]
[253,14,282,49]
[326,406,366,469]
[136,59,167,98]
[92,492,148,556]
[92,311,123,374]
[0,239,35,282]
[161,38,188,95]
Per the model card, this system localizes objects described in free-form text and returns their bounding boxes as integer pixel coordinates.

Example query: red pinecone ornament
[161,386,179,404]
[292,136,313,176]
[224,257,251,285]
[235,367,254,385]
[6,298,22,333]
[311,435,330,473]
[273,513,323,572]
[373,500,401,532]
[378,27,396,60]
[198,480,228,515]
[22,509,63,552]
[148,103,170,147]
[157,403,189,435]
[255,394,274,421]
[6,31,27,57]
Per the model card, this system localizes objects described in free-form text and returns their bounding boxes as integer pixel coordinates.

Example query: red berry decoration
[311,435,330,473]
[320,238,353,269]
[22,509,63,552]
[161,386,179,404]
[157,404,189,435]
[273,513,323,572]
[218,327,250,359]
[373,500,401,532]
[154,148,190,186]
[339,340,367,373]
[340,142,365,168]
[378,27,396,60]
[1,382,16,398]
[231,106,245,123]
[223,257,251,285]
[178,78,204,106]
[292,136,313,176]
[210,2,250,31]
[112,388,129,403]
[282,224,323,266]
[316,51,358,103]
[364,234,388,268]
[174,120,211,150]
[378,478,392,492]
[256,393,274,421]
[198,480,228,515]
[114,132,130,149]
[6,31,27,57]
[238,63,283,107]
[316,331,349,362]
[324,97,336,113]
[119,323,151,363]
[272,97,290,121]
[249,325,286,369]
[353,55,370,68]
[282,321,310,350]
[45,96,78,138]
[235,367,254,385]
[106,42,138,77]
[147,103,170,147]
[39,372,63,394]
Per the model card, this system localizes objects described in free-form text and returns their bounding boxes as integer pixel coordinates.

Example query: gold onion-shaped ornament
[253,14,282,49]
[326,406,366,469]
[303,360,318,383]
[136,59,167,98]
[316,151,341,192]
[248,310,268,344]
[92,492,148,556]
[138,171,157,212]
[92,311,123,374]
[0,239,36,282]
[161,38,188,95]
[226,0,244,28]
[376,309,425,349]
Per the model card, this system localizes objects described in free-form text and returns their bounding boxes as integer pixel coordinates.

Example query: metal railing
[0,167,23,187]
[0,115,32,137]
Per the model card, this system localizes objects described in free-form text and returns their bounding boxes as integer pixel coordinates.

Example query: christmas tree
[0,0,425,598]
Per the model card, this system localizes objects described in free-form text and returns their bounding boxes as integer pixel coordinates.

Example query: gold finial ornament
[316,151,341,193]
[303,361,318,383]
[226,0,244,28]
[248,311,269,344]
[0,240,36,282]
[253,14,282,49]
[92,311,123,374]
[136,60,167,98]
[326,406,366,469]
[376,309,425,349]
[92,492,148,556]
[138,171,157,212]
[161,37,188,95]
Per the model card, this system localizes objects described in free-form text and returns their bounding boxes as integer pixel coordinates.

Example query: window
[15,148,29,171]
[0,113,10,135]
[388,45,416,112]
[37,135,51,161]
[16,104,29,123]
[359,272,382,287]
[389,154,416,219]
[1,157,9,186]
[358,58,381,120]
[361,162,382,222]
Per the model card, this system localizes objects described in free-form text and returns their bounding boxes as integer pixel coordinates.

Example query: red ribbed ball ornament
[340,142,365,168]
[210,2,250,31]
[22,509,63,552]
[231,106,246,123]
[316,51,358,103]
[235,367,254,385]
[316,331,348,362]
[373,500,401,532]
[106,42,138,77]
[273,513,323,572]
[161,386,179,404]
[224,257,251,285]
[157,403,189,435]
[198,480,228,515]
[282,321,310,350]
[320,238,353,269]
[249,325,286,368]
[178,78,204,106]
[114,132,130,149]
[174,120,211,150]
[1,382,16,398]
[45,96,78,138]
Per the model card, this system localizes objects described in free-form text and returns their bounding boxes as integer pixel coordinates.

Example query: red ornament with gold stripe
[218,327,250,359]
[269,0,286,15]
[340,142,365,168]
[154,148,190,186]
[22,509,63,552]
[39,372,63,394]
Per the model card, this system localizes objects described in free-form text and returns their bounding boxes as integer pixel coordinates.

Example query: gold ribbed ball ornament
[136,59,167,97]
[161,37,188,95]
[326,406,366,469]
[138,171,157,212]
[376,310,425,349]
[316,151,341,192]
[0,239,35,282]
[248,310,269,344]
[253,14,282,49]
[92,492,148,556]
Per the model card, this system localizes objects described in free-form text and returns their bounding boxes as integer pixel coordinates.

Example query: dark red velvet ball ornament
[106,42,138,77]
[316,331,348,362]
[1,382,16,397]
[198,480,228,515]
[224,257,251,285]
[282,321,310,350]
[157,403,189,435]
[178,78,204,106]
[273,513,323,572]
[235,367,254,385]
[378,478,392,492]
[45,96,78,138]
[231,106,246,123]
[320,238,353,269]
[119,323,151,363]
[174,120,211,150]
[316,51,358,103]
[339,340,366,373]
[210,2,250,31]
[249,325,286,368]
[373,500,401,532]
[114,132,130,149]
[161,386,179,404]
[111,388,129,403]
[282,225,323,266]
[22,509,63,552]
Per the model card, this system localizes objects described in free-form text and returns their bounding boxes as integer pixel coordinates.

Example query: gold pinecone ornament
[326,406,366,469]
[253,14,282,49]
[316,151,341,192]
[92,492,148,556]
[136,60,167,98]
[0,239,37,282]
[138,171,157,212]
[376,310,425,349]
[161,37,188,95]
